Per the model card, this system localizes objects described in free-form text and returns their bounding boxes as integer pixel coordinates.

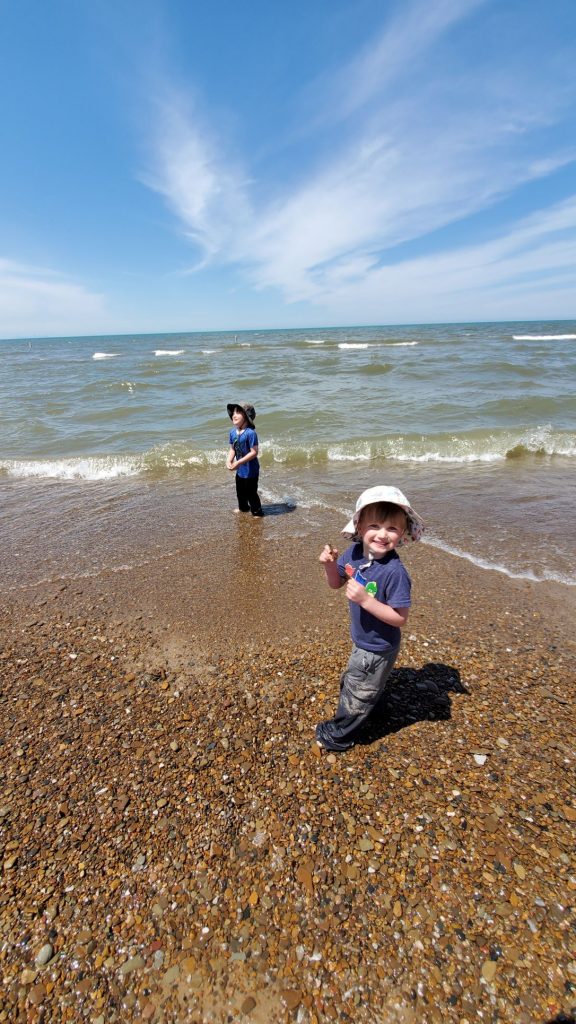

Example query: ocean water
[1,320,575,591]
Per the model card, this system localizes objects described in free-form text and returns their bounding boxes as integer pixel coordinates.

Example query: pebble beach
[1,512,575,1024]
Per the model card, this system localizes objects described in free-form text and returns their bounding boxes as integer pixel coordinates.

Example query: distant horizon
[2,315,576,345]
[2,1,576,339]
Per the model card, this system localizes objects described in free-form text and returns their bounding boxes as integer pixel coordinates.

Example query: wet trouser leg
[236,474,262,515]
[235,475,251,511]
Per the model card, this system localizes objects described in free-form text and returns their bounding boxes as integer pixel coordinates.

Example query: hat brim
[227,403,255,427]
[342,505,424,543]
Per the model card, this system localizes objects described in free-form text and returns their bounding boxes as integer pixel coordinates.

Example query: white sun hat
[342,485,425,542]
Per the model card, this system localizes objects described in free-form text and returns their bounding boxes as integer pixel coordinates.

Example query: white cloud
[0,259,106,339]
[307,197,576,322]
[142,0,576,321]
[142,94,251,265]
[311,0,489,122]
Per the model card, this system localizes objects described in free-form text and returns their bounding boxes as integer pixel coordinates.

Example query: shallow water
[1,320,575,590]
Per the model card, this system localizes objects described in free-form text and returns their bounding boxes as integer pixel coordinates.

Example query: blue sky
[1,0,575,338]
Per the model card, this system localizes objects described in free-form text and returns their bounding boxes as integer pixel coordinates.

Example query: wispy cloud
[312,197,576,322]
[0,259,105,339]
[142,0,576,318]
[142,93,251,268]
[308,0,490,124]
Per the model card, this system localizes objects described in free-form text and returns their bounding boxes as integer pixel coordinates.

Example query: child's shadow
[261,501,297,517]
[358,662,467,745]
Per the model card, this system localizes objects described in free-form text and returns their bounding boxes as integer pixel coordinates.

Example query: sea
[1,320,575,595]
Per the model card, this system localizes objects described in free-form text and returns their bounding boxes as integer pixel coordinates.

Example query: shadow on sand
[261,501,297,517]
[357,662,468,746]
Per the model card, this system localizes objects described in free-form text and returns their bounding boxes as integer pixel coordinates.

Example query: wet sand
[1,517,575,1023]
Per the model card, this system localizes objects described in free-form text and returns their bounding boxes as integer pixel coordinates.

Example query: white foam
[154,349,185,356]
[393,451,504,464]
[327,444,371,462]
[92,352,118,360]
[201,349,216,355]
[304,339,325,344]
[386,341,418,347]
[424,536,576,587]
[338,343,369,350]
[512,334,576,341]
[4,457,141,481]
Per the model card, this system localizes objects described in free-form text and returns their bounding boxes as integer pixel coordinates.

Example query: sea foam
[424,536,576,587]
[4,457,141,481]
[512,334,576,341]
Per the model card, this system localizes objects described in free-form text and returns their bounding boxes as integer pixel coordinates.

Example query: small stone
[358,838,374,852]
[120,956,145,974]
[482,960,497,982]
[282,990,303,1010]
[241,995,257,1014]
[35,943,54,967]
[296,865,314,894]
[162,965,180,986]
[29,983,46,1005]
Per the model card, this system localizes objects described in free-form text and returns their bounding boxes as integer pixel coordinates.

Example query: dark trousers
[235,474,263,515]
[316,643,399,751]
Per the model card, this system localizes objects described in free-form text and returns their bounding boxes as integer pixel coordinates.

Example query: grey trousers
[316,643,399,751]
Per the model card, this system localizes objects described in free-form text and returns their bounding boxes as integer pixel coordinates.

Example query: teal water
[1,320,575,588]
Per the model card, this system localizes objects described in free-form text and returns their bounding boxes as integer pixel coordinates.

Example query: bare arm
[227,444,259,471]
[319,544,345,590]
[345,577,409,627]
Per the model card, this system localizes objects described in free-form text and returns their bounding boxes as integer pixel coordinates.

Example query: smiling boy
[316,485,424,752]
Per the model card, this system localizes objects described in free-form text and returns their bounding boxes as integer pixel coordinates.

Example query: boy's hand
[346,577,371,605]
[227,460,238,471]
[319,543,338,563]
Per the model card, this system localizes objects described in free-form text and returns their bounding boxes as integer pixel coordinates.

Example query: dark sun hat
[227,402,256,428]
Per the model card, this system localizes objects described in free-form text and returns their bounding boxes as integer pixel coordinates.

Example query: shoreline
[1,524,575,1022]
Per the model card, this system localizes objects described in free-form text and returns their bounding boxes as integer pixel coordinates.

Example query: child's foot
[251,510,264,517]
[234,508,249,514]
[315,723,354,752]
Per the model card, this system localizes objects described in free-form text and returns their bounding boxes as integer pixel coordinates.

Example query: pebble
[34,943,53,967]
[0,538,574,1024]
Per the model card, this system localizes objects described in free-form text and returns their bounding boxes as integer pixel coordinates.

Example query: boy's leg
[247,475,263,516]
[316,644,399,751]
[235,475,251,512]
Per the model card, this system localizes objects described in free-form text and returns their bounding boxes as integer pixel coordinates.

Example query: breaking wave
[2,425,574,481]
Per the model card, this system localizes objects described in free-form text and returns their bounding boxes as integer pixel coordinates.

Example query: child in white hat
[316,486,424,752]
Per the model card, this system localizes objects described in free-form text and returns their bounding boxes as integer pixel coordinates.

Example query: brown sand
[1,523,575,1023]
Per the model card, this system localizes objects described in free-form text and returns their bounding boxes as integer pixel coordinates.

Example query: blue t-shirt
[337,542,411,653]
[229,426,260,479]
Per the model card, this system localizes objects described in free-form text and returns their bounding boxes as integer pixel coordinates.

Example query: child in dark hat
[226,402,264,517]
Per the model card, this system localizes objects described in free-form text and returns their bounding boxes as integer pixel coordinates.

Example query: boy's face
[231,407,248,429]
[358,505,407,558]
